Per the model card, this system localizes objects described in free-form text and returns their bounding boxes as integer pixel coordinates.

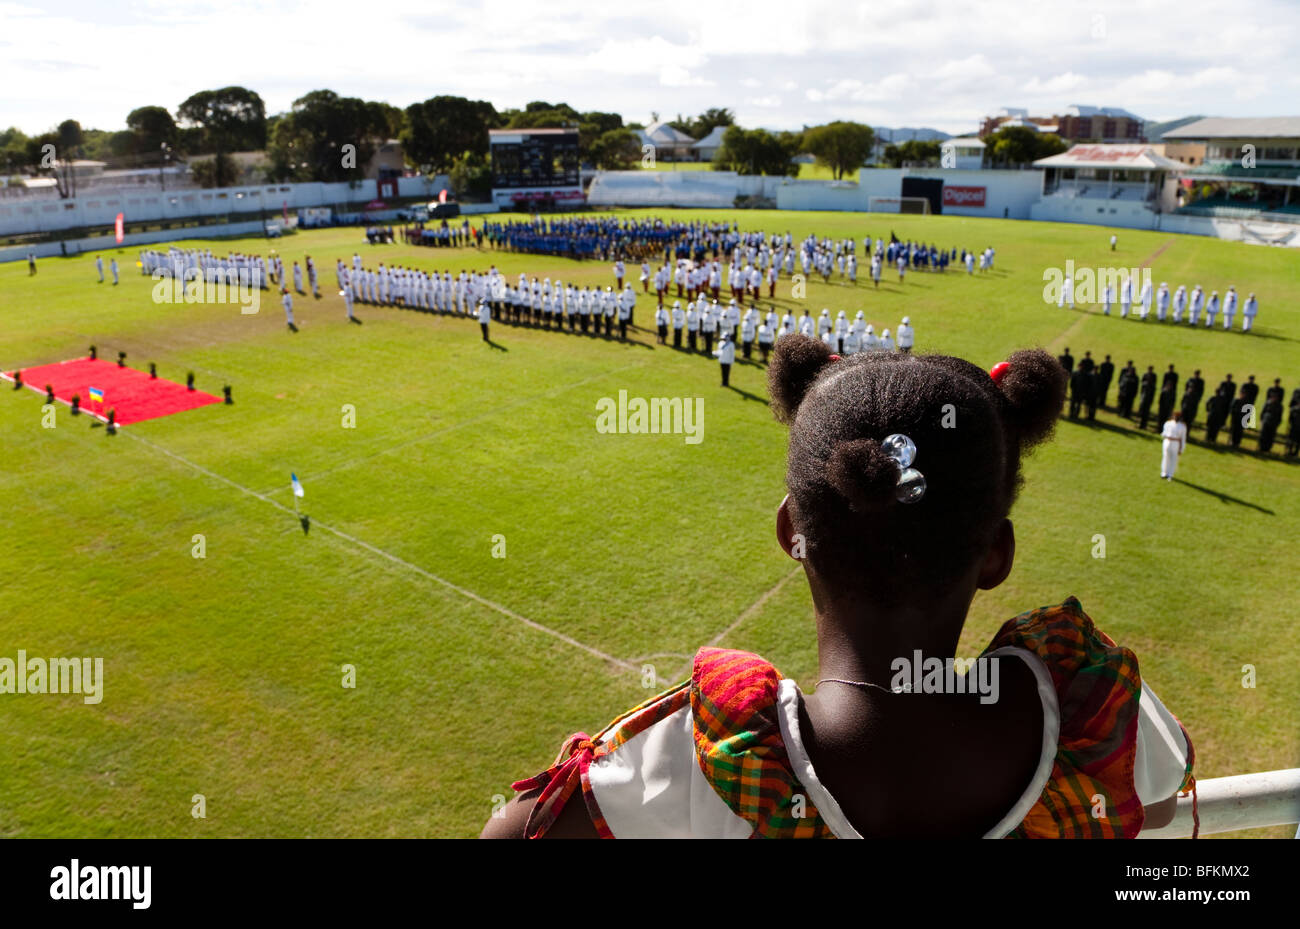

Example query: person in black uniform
[1157,364,1178,430]
[1058,347,1074,372]
[1258,391,1283,453]
[1287,388,1300,457]
[1137,365,1157,430]
[1078,350,1095,374]
[1181,370,1205,430]
[1229,388,1249,448]
[1204,387,1230,443]
[1263,378,1283,411]
[1096,355,1115,409]
[1241,375,1259,408]
[1216,373,1236,405]
[1084,365,1100,420]
[1117,361,1139,419]
[1068,366,1089,419]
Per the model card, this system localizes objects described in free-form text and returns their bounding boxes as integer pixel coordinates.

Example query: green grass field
[1,209,1296,838]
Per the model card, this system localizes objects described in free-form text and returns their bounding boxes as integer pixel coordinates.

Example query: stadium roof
[1062,105,1142,120]
[947,137,985,148]
[692,126,728,149]
[488,127,577,135]
[643,120,696,144]
[1033,144,1185,171]
[1162,117,1300,139]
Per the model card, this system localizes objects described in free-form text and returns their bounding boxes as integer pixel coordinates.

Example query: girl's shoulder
[981,597,1195,838]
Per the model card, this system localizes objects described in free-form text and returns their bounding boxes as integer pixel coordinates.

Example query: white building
[1030,143,1183,227]
[943,138,985,170]
[690,126,728,163]
[633,121,697,162]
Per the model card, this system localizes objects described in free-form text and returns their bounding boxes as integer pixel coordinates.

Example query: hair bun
[826,438,899,513]
[997,348,1067,449]
[768,334,834,424]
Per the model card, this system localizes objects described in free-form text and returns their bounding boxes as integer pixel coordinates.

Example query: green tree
[577,111,624,163]
[588,127,639,169]
[802,121,875,179]
[713,126,798,176]
[0,127,30,172]
[504,102,580,129]
[176,86,267,186]
[983,125,1065,167]
[125,106,179,160]
[402,96,499,174]
[265,90,393,183]
[448,149,491,200]
[190,153,237,189]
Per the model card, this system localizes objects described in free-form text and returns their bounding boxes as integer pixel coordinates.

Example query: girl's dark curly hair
[768,336,1065,603]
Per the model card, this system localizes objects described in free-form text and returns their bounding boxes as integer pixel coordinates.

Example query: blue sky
[2,0,1298,135]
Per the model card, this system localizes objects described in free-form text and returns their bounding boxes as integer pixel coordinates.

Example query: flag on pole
[114,213,124,244]
[88,386,104,405]
[291,473,304,498]
[438,188,447,204]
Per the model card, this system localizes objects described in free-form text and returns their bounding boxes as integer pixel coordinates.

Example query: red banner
[942,186,986,207]
[114,212,124,243]
[438,188,448,204]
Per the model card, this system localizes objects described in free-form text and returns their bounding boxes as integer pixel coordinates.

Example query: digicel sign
[943,186,986,207]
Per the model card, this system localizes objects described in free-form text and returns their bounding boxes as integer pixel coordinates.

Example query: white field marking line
[0,373,113,424]
[669,562,805,681]
[123,430,635,671]
[262,357,655,493]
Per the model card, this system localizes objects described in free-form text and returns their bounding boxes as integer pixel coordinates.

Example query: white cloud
[0,0,1297,137]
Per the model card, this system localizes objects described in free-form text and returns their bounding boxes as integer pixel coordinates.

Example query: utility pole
[160,142,171,191]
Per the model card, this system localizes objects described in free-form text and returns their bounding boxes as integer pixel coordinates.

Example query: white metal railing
[1139,768,1300,838]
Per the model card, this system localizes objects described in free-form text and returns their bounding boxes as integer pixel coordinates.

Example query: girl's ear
[977,519,1016,591]
[776,494,799,560]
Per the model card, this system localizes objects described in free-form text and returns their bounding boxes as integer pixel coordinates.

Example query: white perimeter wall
[0,175,449,239]
[0,219,268,264]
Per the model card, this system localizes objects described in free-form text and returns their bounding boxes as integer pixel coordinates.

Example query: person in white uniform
[1188,285,1204,326]
[1241,293,1258,333]
[1204,290,1220,328]
[713,332,736,386]
[1221,287,1237,331]
[896,316,914,353]
[282,288,296,331]
[1160,411,1187,480]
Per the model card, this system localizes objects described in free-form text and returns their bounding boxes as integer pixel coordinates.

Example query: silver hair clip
[882,434,926,503]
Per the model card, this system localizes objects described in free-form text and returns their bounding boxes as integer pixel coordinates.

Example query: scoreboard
[489,129,580,190]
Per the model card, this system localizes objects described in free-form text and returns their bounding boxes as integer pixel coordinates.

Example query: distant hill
[1144,116,1207,143]
[874,127,952,143]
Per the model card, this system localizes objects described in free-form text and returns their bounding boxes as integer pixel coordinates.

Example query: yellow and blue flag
[88,387,104,405]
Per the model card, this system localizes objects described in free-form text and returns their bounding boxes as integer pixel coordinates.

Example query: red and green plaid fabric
[513,598,1192,838]
[511,680,691,839]
[983,596,1196,838]
[690,647,833,838]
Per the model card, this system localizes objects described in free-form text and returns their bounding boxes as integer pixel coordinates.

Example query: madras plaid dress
[513,598,1195,838]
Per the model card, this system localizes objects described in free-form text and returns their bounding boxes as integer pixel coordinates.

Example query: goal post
[868,196,932,215]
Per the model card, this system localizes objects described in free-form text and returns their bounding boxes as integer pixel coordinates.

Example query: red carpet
[3,357,222,425]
